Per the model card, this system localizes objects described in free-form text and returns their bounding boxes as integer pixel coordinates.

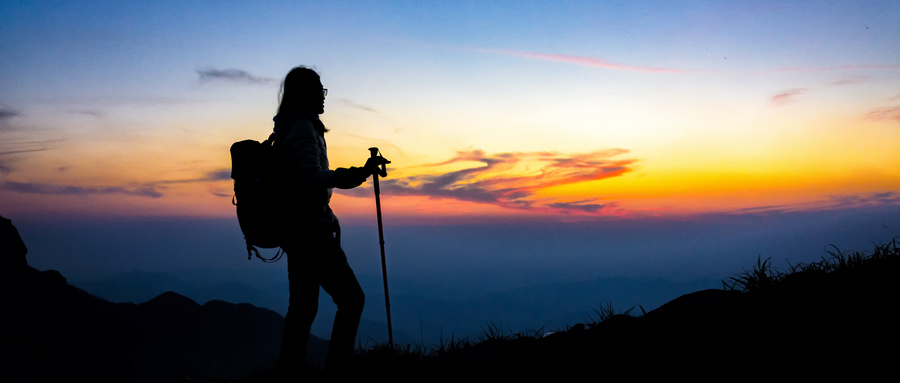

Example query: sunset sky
[3,0,898,223]
[3,0,899,343]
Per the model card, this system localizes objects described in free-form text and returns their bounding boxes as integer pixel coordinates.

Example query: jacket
[275,114,336,224]
[274,114,366,225]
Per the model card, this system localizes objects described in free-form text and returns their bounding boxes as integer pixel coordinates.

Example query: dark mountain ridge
[2,264,292,382]
[0,214,324,383]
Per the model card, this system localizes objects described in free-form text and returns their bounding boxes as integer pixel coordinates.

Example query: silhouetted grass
[227,237,900,382]
[586,301,644,327]
[722,256,780,291]
[477,320,546,342]
[722,237,899,293]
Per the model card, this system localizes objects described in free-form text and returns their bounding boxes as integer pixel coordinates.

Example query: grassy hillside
[237,238,899,382]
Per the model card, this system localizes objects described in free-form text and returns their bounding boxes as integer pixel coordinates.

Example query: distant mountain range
[71,269,720,347]
[1,264,327,382]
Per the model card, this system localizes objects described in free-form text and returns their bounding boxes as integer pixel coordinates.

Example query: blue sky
[3,1,898,221]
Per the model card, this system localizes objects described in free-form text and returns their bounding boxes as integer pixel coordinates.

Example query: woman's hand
[364,156,391,177]
[332,156,391,189]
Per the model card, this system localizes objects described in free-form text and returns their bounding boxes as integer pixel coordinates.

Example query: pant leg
[279,224,364,373]
[316,228,365,372]
[279,241,321,370]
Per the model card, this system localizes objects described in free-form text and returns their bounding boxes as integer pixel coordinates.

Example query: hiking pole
[369,147,393,348]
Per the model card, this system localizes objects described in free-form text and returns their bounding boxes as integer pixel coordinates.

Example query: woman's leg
[318,232,365,372]
[279,247,320,371]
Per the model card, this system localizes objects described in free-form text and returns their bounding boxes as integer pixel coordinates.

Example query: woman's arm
[280,118,367,189]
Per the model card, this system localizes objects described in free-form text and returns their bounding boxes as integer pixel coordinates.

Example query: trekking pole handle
[368,147,388,177]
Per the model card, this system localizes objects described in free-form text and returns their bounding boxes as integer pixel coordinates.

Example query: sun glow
[1,1,898,222]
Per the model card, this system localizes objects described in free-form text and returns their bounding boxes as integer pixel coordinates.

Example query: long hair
[274,66,327,134]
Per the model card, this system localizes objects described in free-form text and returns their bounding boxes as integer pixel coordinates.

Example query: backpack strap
[245,240,285,263]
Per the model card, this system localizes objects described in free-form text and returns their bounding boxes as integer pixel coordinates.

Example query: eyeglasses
[323,89,328,97]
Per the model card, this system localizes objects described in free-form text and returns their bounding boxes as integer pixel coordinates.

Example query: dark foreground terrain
[2,213,898,382]
[250,240,900,382]
[1,216,325,383]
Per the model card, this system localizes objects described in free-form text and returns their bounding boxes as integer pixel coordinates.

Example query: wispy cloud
[0,106,20,131]
[767,66,830,73]
[206,169,232,181]
[767,64,900,73]
[771,88,807,106]
[863,105,900,123]
[825,192,900,208]
[840,65,900,70]
[829,77,867,86]
[0,139,58,174]
[209,186,233,198]
[0,148,50,156]
[0,168,231,198]
[339,99,379,113]
[730,191,900,215]
[342,149,635,215]
[155,169,232,184]
[67,109,104,118]
[0,106,19,120]
[477,49,696,73]
[1,181,164,198]
[547,200,616,214]
[197,68,274,84]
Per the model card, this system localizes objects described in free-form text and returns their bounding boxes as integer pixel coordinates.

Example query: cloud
[205,169,232,181]
[0,106,21,131]
[0,139,60,156]
[1,168,233,199]
[0,139,58,174]
[547,200,613,214]
[477,49,696,73]
[209,188,233,198]
[767,67,831,73]
[338,99,379,113]
[0,148,50,156]
[767,64,900,73]
[863,106,900,123]
[770,88,807,106]
[732,191,900,214]
[1,181,164,198]
[343,149,635,214]
[0,106,19,120]
[67,109,104,118]
[151,169,232,185]
[829,77,867,86]
[840,64,900,70]
[825,192,900,208]
[197,68,274,84]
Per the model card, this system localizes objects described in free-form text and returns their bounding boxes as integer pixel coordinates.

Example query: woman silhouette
[273,66,387,376]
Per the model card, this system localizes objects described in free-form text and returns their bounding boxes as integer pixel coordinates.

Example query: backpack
[230,132,286,262]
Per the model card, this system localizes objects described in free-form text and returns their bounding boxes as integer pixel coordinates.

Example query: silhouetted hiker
[273,66,389,377]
